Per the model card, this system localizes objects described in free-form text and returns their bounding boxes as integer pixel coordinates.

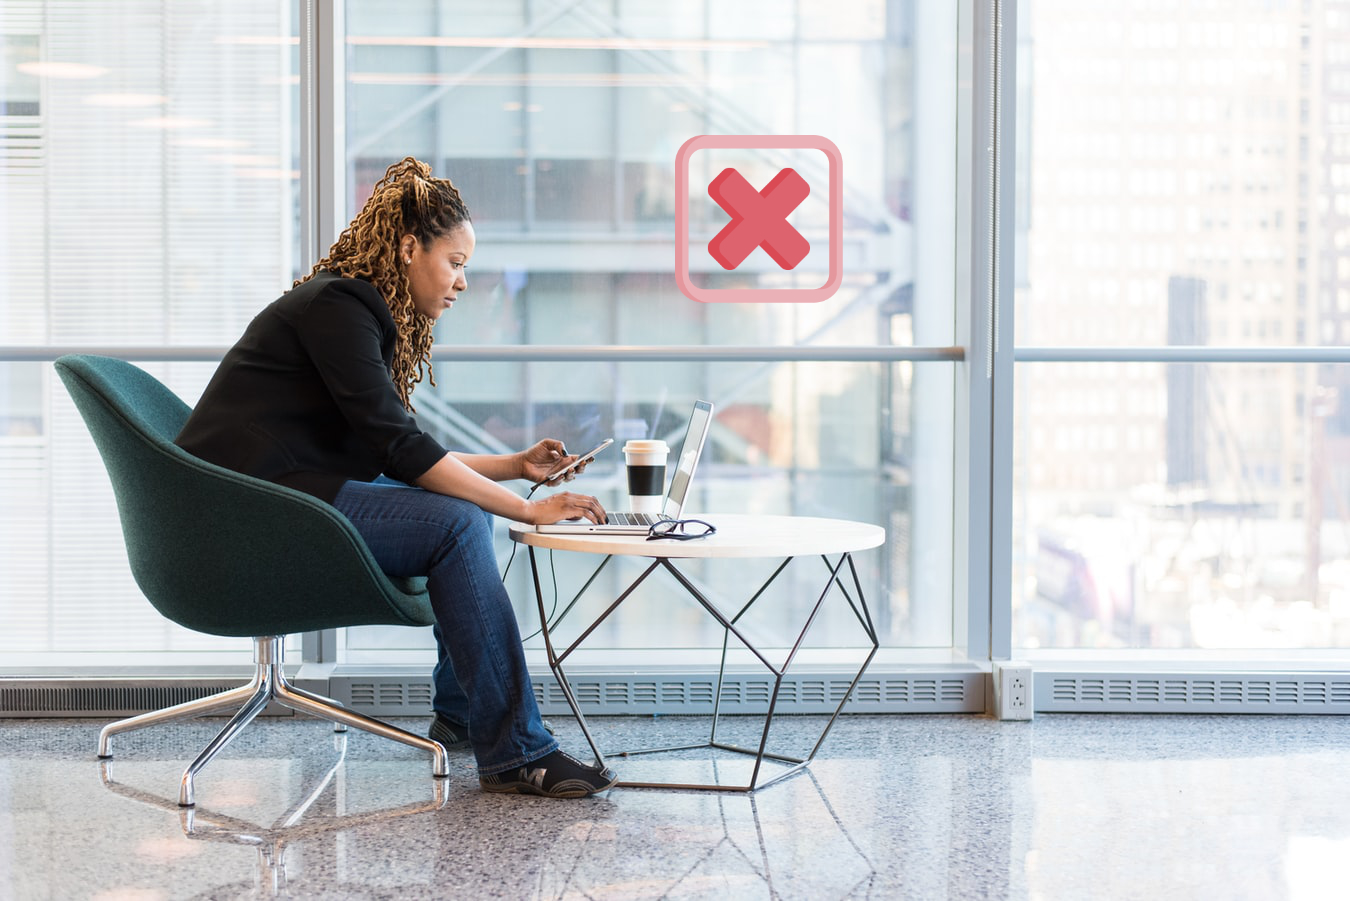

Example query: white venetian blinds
[0,1,298,662]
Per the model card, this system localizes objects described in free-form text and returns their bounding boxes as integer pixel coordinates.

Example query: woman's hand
[524,491,607,525]
[519,438,591,486]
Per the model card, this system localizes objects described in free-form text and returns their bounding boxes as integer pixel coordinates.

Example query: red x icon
[675,134,842,304]
[707,167,811,271]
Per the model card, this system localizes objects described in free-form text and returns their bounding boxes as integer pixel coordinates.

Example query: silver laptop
[536,400,713,534]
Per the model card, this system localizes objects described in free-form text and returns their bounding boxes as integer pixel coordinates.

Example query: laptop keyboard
[606,512,663,526]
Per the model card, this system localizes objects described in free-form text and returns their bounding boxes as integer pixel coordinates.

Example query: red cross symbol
[706,167,811,271]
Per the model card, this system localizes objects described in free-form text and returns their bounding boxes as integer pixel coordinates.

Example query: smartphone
[532,438,613,488]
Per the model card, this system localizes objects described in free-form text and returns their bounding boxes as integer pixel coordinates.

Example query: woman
[176,157,616,798]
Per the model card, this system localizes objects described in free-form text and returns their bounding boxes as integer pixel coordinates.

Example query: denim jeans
[331,477,558,775]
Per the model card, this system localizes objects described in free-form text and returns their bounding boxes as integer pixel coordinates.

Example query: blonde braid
[296,157,471,411]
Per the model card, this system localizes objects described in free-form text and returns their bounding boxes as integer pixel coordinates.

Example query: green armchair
[54,354,448,806]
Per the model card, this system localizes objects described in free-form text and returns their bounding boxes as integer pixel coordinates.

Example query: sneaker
[479,750,618,799]
[428,713,556,753]
[427,713,471,751]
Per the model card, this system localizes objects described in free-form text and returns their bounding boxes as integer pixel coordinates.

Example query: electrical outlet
[994,662,1033,720]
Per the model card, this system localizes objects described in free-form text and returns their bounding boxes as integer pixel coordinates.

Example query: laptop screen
[663,400,714,518]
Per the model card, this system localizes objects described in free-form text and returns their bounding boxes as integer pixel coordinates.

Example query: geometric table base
[527,548,879,792]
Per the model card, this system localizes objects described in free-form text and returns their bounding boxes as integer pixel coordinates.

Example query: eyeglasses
[646,518,717,541]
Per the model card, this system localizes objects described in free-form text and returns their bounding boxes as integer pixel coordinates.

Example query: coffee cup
[623,439,669,514]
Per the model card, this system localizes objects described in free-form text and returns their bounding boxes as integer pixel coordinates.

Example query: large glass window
[0,1,300,664]
[1016,360,1350,649]
[10,0,1350,682]
[339,0,961,663]
[1013,0,1350,651]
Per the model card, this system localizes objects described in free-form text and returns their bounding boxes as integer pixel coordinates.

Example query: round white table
[509,514,885,791]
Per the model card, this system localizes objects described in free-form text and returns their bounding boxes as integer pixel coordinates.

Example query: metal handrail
[2,345,964,363]
[1015,346,1350,363]
[16,344,1350,364]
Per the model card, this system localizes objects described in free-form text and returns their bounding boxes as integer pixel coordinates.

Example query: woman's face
[402,222,476,320]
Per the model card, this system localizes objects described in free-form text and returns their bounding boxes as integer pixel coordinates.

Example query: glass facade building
[1013,0,1350,653]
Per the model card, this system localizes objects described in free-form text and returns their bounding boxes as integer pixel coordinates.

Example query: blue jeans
[331,477,558,776]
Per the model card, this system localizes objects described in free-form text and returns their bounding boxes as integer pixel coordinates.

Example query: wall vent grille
[11,671,1350,718]
[546,673,979,716]
[344,680,433,712]
[1041,673,1350,713]
[0,682,261,717]
[1,672,982,717]
[330,671,982,716]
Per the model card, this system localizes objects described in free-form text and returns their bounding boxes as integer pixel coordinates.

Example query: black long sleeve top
[176,271,448,503]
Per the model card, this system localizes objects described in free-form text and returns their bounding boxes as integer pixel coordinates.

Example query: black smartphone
[532,438,613,489]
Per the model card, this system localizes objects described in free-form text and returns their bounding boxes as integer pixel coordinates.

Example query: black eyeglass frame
[645,518,717,541]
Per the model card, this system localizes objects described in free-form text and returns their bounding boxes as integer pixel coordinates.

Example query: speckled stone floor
[2,712,1349,899]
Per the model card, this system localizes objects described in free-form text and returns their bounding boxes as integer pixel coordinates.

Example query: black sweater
[176,272,448,503]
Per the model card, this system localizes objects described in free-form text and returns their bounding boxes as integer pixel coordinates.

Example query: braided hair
[297,156,471,411]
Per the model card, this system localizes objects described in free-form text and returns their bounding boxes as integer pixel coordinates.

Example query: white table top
[508,513,885,559]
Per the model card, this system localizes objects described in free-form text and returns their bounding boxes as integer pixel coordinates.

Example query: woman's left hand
[520,439,577,485]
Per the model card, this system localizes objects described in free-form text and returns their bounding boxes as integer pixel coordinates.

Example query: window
[1014,0,1350,652]
[337,0,961,664]
[1,34,39,116]
[0,0,300,664]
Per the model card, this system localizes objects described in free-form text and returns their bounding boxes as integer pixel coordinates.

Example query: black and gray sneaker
[479,750,618,798]
[428,713,556,753]
[427,713,471,752]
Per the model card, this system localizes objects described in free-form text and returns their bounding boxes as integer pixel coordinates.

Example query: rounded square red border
[675,134,843,304]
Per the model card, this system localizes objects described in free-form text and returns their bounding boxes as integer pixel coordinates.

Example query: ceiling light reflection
[214,36,298,45]
[129,117,213,130]
[350,73,703,88]
[17,61,108,79]
[347,36,767,51]
[234,168,300,180]
[206,154,279,166]
[216,35,766,51]
[171,137,251,149]
[83,93,167,108]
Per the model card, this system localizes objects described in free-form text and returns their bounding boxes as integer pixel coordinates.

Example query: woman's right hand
[525,491,607,525]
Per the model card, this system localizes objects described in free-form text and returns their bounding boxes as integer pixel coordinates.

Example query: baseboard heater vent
[340,678,435,712]
[11,671,1350,718]
[0,681,265,718]
[331,671,984,717]
[0,672,981,718]
[1039,673,1350,713]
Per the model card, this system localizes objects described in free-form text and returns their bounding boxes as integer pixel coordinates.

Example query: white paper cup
[623,439,669,514]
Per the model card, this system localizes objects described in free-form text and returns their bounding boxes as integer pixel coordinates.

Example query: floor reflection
[4,714,1350,899]
[533,767,877,899]
[97,731,448,898]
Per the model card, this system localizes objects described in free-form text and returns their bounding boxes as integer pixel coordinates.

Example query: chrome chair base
[96,636,450,807]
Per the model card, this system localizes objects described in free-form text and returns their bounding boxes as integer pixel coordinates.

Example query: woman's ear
[399,234,417,264]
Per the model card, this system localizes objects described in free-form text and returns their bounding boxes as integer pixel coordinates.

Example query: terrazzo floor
[1,712,1349,899]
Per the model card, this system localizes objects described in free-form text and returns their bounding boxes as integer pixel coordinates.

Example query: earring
[404,257,411,264]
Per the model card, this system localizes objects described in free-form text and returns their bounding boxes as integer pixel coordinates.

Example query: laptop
[535,400,713,534]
